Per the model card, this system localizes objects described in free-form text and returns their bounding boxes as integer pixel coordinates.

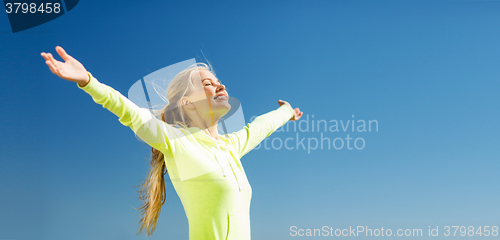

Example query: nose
[216,83,225,92]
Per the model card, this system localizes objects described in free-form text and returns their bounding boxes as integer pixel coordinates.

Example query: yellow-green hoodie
[77,72,294,240]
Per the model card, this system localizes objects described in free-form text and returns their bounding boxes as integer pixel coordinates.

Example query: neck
[203,122,220,140]
[188,114,220,140]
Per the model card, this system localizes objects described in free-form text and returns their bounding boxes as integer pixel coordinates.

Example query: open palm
[41,46,89,85]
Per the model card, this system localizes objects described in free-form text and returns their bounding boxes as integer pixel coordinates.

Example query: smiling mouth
[214,95,228,100]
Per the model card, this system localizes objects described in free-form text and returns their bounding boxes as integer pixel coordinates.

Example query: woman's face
[186,69,231,123]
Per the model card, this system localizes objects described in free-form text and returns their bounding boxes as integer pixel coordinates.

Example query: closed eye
[202,79,221,86]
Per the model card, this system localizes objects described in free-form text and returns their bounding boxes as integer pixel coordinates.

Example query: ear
[181,96,196,110]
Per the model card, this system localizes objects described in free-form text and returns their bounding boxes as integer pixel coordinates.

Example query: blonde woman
[41,46,303,240]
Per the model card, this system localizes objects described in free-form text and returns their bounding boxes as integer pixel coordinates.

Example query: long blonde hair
[136,62,214,236]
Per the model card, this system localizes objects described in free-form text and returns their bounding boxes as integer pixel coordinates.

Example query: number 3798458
[443,226,498,237]
[5,3,61,14]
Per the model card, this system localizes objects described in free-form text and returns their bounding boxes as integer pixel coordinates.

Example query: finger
[41,52,52,61]
[47,52,54,59]
[47,52,58,66]
[55,46,71,62]
[45,60,59,75]
[41,53,50,62]
[45,56,60,74]
[43,54,53,66]
[45,59,54,70]
[45,61,58,75]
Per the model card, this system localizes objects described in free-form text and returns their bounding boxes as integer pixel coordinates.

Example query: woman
[41,46,303,240]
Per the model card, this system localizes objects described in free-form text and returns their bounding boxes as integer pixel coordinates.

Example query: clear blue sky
[1,0,500,239]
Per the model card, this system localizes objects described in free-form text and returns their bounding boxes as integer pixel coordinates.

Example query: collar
[187,127,230,150]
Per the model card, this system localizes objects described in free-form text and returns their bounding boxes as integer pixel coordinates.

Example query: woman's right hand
[41,46,90,87]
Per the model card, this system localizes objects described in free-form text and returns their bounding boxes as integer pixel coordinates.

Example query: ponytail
[135,63,213,236]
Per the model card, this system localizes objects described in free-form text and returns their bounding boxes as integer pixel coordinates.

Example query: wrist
[78,72,91,87]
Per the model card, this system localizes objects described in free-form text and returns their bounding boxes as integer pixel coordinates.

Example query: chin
[216,100,231,110]
[220,106,231,116]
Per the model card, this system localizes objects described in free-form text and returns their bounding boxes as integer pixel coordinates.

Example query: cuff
[278,103,295,119]
[76,71,106,98]
[77,72,92,89]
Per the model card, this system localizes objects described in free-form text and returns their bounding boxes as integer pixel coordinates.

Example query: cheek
[204,88,217,98]
[189,89,208,102]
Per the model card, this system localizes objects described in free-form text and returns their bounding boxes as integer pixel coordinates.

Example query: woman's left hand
[278,100,303,121]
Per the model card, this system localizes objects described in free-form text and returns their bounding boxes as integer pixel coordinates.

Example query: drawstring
[215,144,241,192]
[214,152,227,177]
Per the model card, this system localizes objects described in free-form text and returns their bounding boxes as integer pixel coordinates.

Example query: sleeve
[226,104,295,159]
[77,71,179,154]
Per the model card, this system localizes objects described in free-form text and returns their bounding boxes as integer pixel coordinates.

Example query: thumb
[55,46,72,62]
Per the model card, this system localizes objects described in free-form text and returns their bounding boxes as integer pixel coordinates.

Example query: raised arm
[41,46,177,154]
[226,100,303,159]
[78,72,176,152]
